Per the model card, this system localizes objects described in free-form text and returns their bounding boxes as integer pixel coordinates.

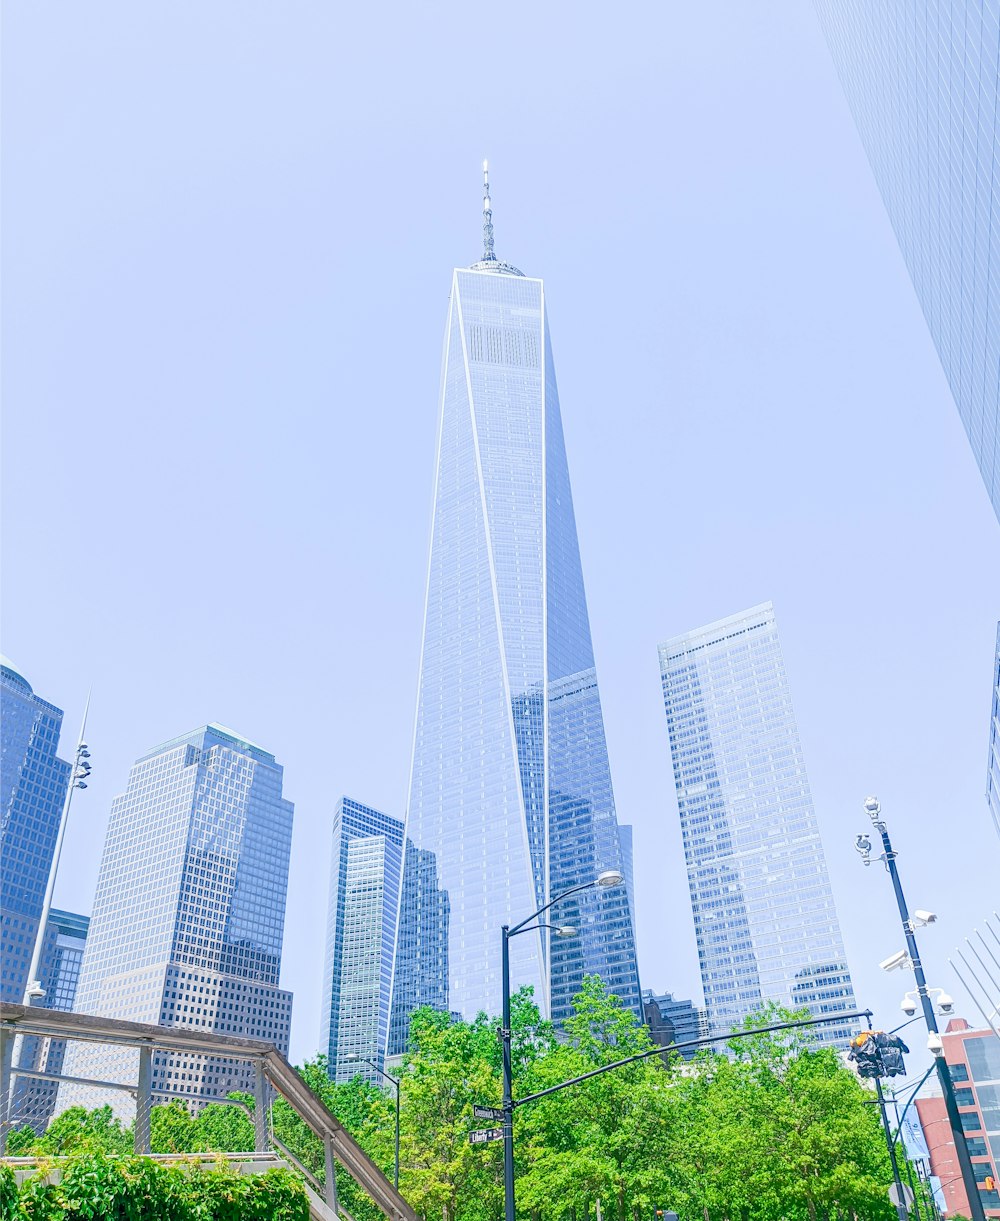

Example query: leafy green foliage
[6,1154,309,1220]
[3,980,928,1221]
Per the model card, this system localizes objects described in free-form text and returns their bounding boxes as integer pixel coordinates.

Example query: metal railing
[0,1003,415,1221]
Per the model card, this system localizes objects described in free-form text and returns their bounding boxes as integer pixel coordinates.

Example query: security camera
[879,949,912,973]
[937,993,955,1014]
[855,834,872,855]
[912,910,937,927]
[863,796,881,818]
[927,1031,944,1057]
[900,996,917,1016]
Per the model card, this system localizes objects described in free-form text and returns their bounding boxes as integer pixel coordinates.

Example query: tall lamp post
[348,1055,400,1190]
[22,696,92,1007]
[500,868,625,1221]
[855,796,985,1221]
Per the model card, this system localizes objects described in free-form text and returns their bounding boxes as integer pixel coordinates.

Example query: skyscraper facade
[60,724,293,1113]
[813,1,1000,525]
[642,989,710,1059]
[988,623,1000,841]
[0,657,71,1004]
[321,798,404,1083]
[12,909,89,1132]
[390,168,640,1040]
[658,603,856,1044]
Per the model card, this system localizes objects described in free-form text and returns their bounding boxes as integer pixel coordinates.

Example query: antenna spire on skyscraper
[482,159,496,263]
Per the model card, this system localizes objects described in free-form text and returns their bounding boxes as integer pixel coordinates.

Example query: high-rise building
[320,798,404,1083]
[988,624,1000,841]
[642,989,710,1059]
[0,656,71,1004]
[59,724,294,1113]
[12,909,89,1132]
[914,1018,1000,1218]
[813,1,1000,525]
[658,603,856,1044]
[389,167,641,1040]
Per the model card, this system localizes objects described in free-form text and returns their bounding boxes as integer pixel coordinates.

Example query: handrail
[0,1003,414,1221]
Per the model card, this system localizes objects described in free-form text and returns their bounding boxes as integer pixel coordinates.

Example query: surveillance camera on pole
[879,949,912,973]
[900,995,917,1016]
[912,910,937,927]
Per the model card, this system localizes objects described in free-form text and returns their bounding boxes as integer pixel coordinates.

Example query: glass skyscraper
[988,623,1000,841]
[59,724,294,1113]
[658,603,856,1044]
[12,909,89,1132]
[813,1,1000,524]
[389,168,640,1042]
[321,798,404,1083]
[1,656,71,1005]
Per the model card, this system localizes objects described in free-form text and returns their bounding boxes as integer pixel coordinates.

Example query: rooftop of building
[1,654,33,694]
[138,722,277,766]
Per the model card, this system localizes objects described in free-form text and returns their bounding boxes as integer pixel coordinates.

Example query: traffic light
[983,1177,996,1192]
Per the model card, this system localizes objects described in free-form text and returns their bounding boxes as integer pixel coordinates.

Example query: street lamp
[347,1055,399,1190]
[500,869,625,1221]
[855,796,986,1221]
[22,696,92,1006]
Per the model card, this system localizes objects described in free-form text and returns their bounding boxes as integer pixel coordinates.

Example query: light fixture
[864,796,881,818]
[554,926,578,938]
[596,870,624,888]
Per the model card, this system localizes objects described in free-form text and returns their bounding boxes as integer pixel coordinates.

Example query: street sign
[888,1184,914,1209]
[469,1127,504,1146]
[473,1105,504,1121]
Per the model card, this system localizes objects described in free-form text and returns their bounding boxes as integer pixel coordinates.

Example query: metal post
[394,1078,400,1191]
[134,1044,153,1154]
[875,819,986,1221]
[501,924,515,1221]
[0,1025,13,1156]
[874,1074,909,1221]
[253,1060,269,1154]
[324,1132,339,1215]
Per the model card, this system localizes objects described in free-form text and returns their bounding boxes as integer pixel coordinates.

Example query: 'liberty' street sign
[469,1127,504,1145]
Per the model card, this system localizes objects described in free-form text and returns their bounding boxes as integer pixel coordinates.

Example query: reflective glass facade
[658,603,856,1045]
[0,657,71,1004]
[814,0,1000,524]
[12,909,89,1132]
[641,989,711,1059]
[59,724,293,1114]
[989,623,1000,841]
[321,798,403,1083]
[391,254,640,1041]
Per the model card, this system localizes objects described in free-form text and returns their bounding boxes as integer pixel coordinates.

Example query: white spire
[482,158,496,262]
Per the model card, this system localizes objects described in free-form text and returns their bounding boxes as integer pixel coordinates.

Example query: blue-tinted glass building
[321,798,404,1083]
[0,656,71,1004]
[813,1,1000,524]
[641,989,710,1059]
[390,169,641,1040]
[12,909,89,1132]
[59,724,294,1113]
[658,603,856,1045]
[988,624,1000,841]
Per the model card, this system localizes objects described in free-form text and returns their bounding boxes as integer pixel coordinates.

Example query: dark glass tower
[0,657,71,1004]
[390,168,640,1041]
[814,1,1000,524]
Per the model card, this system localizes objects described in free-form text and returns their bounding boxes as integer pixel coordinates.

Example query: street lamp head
[595,870,624,888]
[863,796,881,818]
[554,926,578,938]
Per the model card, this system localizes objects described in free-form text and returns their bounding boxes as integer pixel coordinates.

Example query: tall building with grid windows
[389,168,640,1039]
[12,909,89,1132]
[1,656,72,1004]
[658,603,856,1045]
[813,1,1000,525]
[320,798,403,1083]
[988,624,1000,841]
[58,724,294,1115]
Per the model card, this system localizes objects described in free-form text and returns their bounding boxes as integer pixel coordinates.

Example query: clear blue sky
[3,1,998,1068]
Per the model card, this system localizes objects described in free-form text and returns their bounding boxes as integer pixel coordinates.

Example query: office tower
[658,603,856,1044]
[0,656,71,1004]
[12,909,89,1132]
[59,724,293,1113]
[641,989,710,1059]
[914,1018,1000,1217]
[390,167,640,1041]
[813,2,1000,525]
[320,798,404,1083]
[988,624,1000,841]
